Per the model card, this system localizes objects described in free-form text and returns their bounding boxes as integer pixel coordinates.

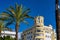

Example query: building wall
[1,31,22,40]
[1,31,16,38]
[21,27,36,40]
[35,25,53,40]
[22,16,56,40]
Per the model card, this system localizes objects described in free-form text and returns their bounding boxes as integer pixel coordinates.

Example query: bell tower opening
[35,16,44,27]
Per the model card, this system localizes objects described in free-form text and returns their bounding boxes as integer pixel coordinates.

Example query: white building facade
[1,31,16,38]
[1,31,22,40]
[22,16,56,40]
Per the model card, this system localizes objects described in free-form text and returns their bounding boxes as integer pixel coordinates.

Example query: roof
[1,31,16,34]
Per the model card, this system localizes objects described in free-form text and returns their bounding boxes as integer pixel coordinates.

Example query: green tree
[0,36,3,40]
[0,3,34,40]
[0,21,3,36]
[0,21,6,37]
[0,21,12,37]
[3,36,15,40]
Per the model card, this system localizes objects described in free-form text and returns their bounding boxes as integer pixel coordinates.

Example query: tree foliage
[0,3,34,40]
[0,36,15,40]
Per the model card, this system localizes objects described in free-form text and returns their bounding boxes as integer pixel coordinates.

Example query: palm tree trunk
[0,30,1,37]
[56,0,60,40]
[0,27,1,37]
[15,22,19,40]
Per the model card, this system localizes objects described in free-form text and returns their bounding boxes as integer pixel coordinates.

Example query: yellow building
[21,16,56,40]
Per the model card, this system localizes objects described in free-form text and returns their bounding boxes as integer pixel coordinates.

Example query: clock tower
[35,16,44,26]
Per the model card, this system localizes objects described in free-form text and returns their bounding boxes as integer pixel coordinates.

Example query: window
[45,31,49,33]
[24,34,26,36]
[31,36,32,38]
[27,35,32,40]
[37,30,41,32]
[37,25,40,27]
[38,17,40,23]
[36,38,44,40]
[36,38,40,40]
[31,31,32,33]
[37,30,43,32]
[39,34,44,36]
[27,32,30,34]
[35,34,44,36]
[46,35,51,38]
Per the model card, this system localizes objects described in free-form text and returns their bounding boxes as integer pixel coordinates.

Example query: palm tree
[0,21,4,36]
[0,3,34,40]
[0,20,12,37]
[56,0,60,40]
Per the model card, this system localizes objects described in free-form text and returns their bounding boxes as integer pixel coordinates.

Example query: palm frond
[0,17,9,21]
[2,12,13,17]
[2,12,15,19]
[21,8,34,19]
[15,3,19,12]
[23,8,30,15]
[6,8,16,17]
[24,14,34,19]
[17,4,22,18]
[5,19,14,27]
[22,20,29,25]
[4,27,12,31]
[10,6,15,10]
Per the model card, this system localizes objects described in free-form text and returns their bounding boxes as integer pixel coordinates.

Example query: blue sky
[59,0,60,5]
[0,0,56,32]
